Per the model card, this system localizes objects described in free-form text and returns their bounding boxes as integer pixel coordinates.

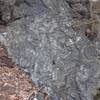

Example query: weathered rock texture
[0,0,100,100]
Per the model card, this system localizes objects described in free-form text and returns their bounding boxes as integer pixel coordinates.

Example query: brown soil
[0,43,38,100]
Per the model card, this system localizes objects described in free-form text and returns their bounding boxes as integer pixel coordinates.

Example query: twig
[71,19,98,27]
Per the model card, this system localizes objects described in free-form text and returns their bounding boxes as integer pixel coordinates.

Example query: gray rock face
[0,0,100,100]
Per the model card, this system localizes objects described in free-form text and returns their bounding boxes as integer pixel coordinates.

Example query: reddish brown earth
[0,43,38,100]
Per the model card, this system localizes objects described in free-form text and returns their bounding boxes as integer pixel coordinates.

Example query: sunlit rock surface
[0,0,100,100]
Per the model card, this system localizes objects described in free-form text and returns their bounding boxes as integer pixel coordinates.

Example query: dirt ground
[0,43,38,100]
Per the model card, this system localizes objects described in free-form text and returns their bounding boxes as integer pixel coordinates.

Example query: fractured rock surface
[0,0,100,100]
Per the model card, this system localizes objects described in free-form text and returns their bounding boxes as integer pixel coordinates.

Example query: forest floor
[0,43,38,100]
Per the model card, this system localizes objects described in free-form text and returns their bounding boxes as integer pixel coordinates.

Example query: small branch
[71,19,98,27]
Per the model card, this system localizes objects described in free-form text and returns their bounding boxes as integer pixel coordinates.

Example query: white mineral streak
[33,98,38,100]
[91,0,98,2]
